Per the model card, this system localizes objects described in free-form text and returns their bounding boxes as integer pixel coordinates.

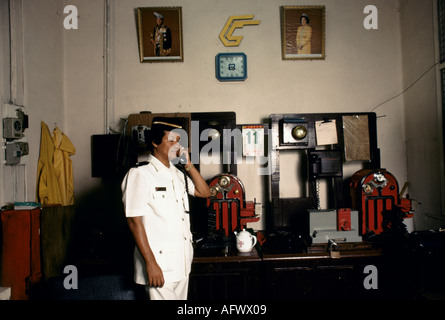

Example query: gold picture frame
[281,6,325,60]
[136,7,183,62]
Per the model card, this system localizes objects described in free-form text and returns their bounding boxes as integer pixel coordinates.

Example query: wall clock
[215,52,247,82]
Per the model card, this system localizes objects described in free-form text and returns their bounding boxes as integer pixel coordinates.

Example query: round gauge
[210,187,218,197]
[14,120,22,132]
[218,175,231,188]
[363,184,373,194]
[374,173,387,184]
[291,125,307,140]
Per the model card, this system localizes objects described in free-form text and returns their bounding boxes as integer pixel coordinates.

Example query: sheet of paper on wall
[242,125,264,156]
[342,115,370,161]
[315,120,338,146]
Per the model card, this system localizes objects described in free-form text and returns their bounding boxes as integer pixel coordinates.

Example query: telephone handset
[174,146,191,202]
[174,146,188,166]
[309,153,321,181]
[177,152,188,165]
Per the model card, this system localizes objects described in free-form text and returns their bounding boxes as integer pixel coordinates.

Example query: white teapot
[234,229,257,253]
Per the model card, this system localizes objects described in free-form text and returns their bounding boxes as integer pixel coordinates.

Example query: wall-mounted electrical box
[5,142,29,165]
[2,104,29,165]
[3,118,24,139]
[2,104,28,141]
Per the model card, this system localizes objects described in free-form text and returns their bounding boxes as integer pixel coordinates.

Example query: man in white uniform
[122,118,210,300]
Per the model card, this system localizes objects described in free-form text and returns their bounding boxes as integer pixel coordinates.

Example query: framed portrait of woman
[136,7,183,62]
[281,6,325,60]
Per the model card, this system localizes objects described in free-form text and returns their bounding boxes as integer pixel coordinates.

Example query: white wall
[60,0,409,230]
[400,0,445,229]
[0,0,10,206]
[1,0,442,230]
[1,0,65,204]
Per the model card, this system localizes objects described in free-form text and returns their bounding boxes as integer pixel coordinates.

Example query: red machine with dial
[350,169,412,235]
[207,174,259,236]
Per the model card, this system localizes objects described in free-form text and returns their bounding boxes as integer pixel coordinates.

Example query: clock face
[216,53,247,81]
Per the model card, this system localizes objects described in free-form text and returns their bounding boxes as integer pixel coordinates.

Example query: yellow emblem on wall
[219,15,260,47]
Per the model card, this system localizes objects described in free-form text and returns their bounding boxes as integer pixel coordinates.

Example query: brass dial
[218,175,231,188]
[291,125,307,140]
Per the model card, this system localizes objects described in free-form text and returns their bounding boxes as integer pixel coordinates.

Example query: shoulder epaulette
[135,161,149,167]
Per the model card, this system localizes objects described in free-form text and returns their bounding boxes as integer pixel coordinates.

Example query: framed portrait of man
[281,6,325,60]
[137,7,183,62]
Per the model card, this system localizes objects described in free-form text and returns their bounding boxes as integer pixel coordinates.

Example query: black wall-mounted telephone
[308,150,343,180]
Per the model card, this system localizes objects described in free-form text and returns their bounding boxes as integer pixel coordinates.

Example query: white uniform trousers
[146,276,189,300]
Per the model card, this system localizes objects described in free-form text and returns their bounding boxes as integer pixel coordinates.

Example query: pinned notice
[315,120,338,146]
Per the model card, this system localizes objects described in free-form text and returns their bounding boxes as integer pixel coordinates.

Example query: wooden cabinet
[189,252,261,300]
[1,208,42,300]
[262,254,382,299]
[189,243,385,300]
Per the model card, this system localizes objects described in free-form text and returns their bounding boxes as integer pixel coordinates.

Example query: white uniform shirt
[121,155,195,284]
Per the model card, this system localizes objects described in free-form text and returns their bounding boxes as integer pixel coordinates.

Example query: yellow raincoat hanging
[36,122,76,206]
[52,126,76,205]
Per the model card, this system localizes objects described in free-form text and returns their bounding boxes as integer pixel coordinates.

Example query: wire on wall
[370,61,440,112]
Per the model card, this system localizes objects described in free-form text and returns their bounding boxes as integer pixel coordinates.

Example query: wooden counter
[263,241,383,261]
[189,242,385,300]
